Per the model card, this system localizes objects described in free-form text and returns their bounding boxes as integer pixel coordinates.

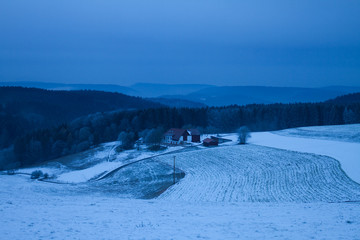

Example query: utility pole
[173,156,176,184]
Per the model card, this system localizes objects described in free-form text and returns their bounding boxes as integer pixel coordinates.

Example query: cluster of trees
[5,99,359,168]
[117,127,164,150]
[0,87,163,150]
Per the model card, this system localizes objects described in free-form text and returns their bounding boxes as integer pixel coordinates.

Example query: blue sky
[0,0,360,87]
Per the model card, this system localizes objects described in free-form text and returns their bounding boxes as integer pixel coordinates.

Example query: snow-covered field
[274,124,360,143]
[250,132,360,184]
[1,175,359,240]
[2,124,360,239]
[19,142,185,183]
[155,145,360,202]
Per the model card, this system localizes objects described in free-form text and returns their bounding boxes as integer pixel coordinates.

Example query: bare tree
[144,127,164,150]
[237,126,251,144]
[118,131,135,150]
[145,128,164,145]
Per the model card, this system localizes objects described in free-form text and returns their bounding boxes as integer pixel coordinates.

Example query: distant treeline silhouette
[6,92,360,168]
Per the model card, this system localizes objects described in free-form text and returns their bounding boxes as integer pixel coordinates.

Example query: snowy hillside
[250,131,360,183]
[274,124,360,143]
[2,124,360,239]
[19,142,184,184]
[155,145,360,202]
[1,174,358,239]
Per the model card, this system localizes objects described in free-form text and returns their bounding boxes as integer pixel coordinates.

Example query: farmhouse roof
[211,136,232,142]
[164,128,188,141]
[188,129,200,136]
[203,138,217,143]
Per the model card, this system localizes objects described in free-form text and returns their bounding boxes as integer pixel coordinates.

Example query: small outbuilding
[210,136,232,143]
[188,129,201,142]
[203,138,218,147]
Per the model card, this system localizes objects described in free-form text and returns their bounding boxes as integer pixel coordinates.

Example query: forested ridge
[0,87,163,149]
[0,91,357,169]
[0,88,359,169]
[326,92,360,104]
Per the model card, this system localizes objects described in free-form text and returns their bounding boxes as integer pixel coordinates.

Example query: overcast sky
[0,0,360,87]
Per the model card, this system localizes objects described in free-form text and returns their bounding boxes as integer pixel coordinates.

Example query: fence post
[173,156,176,184]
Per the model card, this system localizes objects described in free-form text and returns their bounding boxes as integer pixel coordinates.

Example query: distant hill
[2,81,360,106]
[326,92,360,104]
[0,87,163,148]
[0,87,163,117]
[130,83,213,98]
[0,81,214,99]
[161,86,360,106]
[147,97,207,108]
[0,81,136,95]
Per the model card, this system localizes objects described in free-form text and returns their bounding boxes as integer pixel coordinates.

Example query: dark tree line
[7,100,360,168]
[0,87,163,149]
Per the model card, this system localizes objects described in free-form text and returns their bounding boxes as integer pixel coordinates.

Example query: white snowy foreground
[1,175,359,240]
[250,132,360,184]
[2,125,360,239]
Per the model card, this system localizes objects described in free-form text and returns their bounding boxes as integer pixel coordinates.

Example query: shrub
[144,128,164,147]
[117,131,135,150]
[30,170,43,179]
[147,145,166,151]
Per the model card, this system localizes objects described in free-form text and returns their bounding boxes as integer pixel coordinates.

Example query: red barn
[188,129,201,143]
[203,138,218,147]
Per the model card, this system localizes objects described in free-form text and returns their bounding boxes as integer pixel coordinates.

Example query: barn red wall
[192,135,200,142]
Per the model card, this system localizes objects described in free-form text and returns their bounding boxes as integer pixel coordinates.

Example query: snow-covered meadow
[1,174,360,240]
[274,124,360,143]
[249,130,360,184]
[155,145,360,202]
[1,124,360,239]
[19,142,185,184]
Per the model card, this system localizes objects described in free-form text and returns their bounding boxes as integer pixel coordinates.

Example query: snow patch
[56,161,121,183]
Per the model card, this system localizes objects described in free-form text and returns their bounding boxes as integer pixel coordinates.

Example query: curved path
[96,145,198,181]
[249,132,360,183]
